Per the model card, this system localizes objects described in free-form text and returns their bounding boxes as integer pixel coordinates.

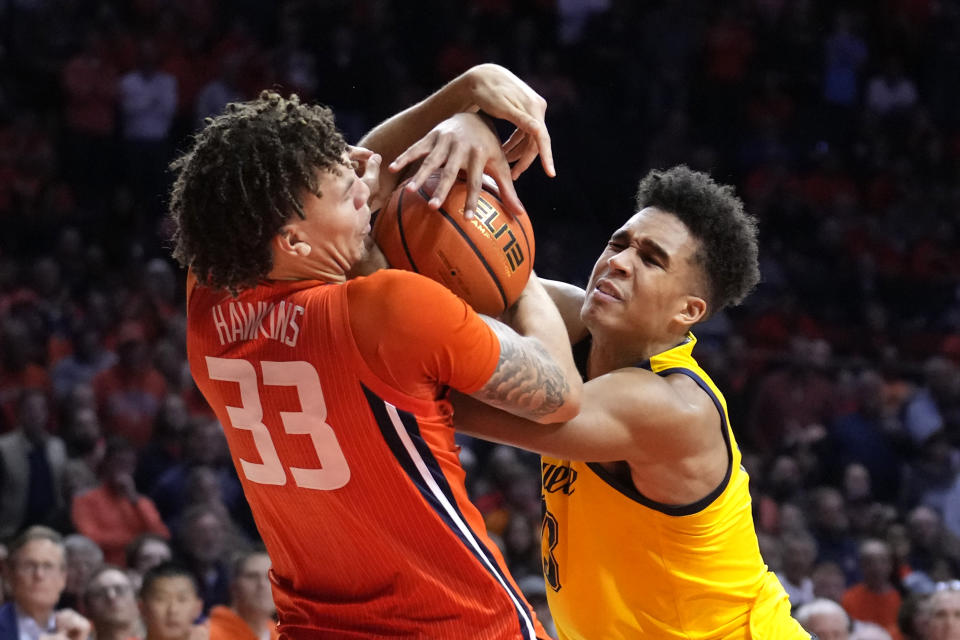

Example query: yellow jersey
[541,334,809,639]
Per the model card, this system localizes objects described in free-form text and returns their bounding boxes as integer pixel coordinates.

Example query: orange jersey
[186,270,546,640]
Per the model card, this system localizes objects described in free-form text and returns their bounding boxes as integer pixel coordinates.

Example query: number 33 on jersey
[206,357,350,490]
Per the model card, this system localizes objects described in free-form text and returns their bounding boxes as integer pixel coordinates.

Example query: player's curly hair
[169,91,348,295]
[635,165,760,313]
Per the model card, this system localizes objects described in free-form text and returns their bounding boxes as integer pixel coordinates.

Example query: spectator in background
[924,582,960,640]
[865,58,918,119]
[51,323,116,401]
[118,41,177,224]
[747,337,838,455]
[904,506,960,591]
[194,53,243,130]
[822,11,868,109]
[501,512,541,581]
[176,506,236,613]
[71,437,170,566]
[150,418,245,533]
[57,402,105,531]
[900,434,960,521]
[0,319,51,429]
[152,339,189,398]
[842,464,882,538]
[60,28,118,207]
[795,597,851,640]
[125,534,173,594]
[850,622,893,640]
[208,550,277,640]
[138,563,204,640]
[92,322,167,449]
[813,562,850,604]
[83,566,143,640]
[828,369,903,502]
[136,395,189,494]
[140,259,180,331]
[61,534,104,611]
[903,357,959,449]
[0,389,66,540]
[778,530,818,610]
[943,474,960,541]
[172,466,249,548]
[841,539,903,639]
[886,523,914,588]
[0,526,91,639]
[61,403,105,470]
[898,591,932,640]
[810,486,861,583]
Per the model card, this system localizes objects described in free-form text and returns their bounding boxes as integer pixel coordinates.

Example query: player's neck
[587,333,685,378]
[268,251,345,284]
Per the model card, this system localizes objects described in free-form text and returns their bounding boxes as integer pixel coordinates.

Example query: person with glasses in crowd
[82,566,142,640]
[0,525,91,639]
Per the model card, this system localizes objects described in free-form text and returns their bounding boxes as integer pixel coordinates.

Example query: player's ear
[275,226,311,257]
[675,295,707,327]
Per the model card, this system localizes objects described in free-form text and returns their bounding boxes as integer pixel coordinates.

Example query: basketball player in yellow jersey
[454,166,812,639]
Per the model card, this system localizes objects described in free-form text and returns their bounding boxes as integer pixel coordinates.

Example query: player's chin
[581,299,615,327]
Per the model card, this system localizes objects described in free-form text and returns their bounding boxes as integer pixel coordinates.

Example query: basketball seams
[395,188,419,273]
[415,186,509,312]
[375,176,534,316]
[440,213,509,312]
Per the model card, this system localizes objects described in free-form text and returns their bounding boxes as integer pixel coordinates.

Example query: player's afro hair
[634,165,760,313]
[169,91,347,295]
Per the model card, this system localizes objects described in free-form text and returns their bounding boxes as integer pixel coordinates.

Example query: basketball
[372,174,536,316]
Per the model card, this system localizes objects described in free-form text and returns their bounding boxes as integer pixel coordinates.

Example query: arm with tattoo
[468,275,581,424]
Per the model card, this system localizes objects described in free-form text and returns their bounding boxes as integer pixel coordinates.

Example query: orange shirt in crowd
[208,605,279,640]
[841,583,903,640]
[71,484,170,565]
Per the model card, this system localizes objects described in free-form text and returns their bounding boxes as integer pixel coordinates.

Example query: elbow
[531,378,582,424]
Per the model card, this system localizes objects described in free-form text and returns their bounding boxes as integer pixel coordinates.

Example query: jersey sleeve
[346,270,500,399]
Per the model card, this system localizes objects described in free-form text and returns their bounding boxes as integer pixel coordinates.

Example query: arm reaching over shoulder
[471,274,581,424]
[394,112,514,219]
[359,64,552,219]
[461,63,554,180]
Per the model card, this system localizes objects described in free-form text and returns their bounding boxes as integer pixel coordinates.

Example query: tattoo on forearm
[476,328,569,419]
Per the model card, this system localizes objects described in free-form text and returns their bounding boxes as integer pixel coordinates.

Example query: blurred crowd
[0,0,959,638]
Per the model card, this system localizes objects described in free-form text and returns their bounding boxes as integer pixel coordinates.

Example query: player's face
[140,576,202,640]
[297,158,372,275]
[582,207,706,344]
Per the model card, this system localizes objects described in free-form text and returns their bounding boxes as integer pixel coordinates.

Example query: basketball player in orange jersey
[169,64,580,639]
[455,166,813,639]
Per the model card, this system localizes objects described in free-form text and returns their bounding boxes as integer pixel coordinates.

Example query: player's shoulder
[347,269,465,310]
[603,365,717,423]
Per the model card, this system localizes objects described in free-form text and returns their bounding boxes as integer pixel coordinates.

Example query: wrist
[441,70,479,114]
